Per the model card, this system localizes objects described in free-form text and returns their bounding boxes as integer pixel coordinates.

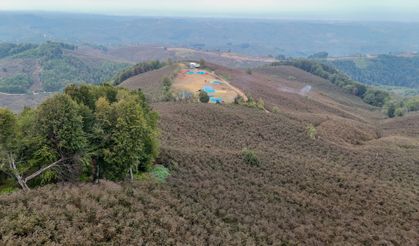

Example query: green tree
[386,103,396,118]
[162,77,173,101]
[0,94,87,191]
[66,84,159,181]
[362,89,390,107]
[395,107,405,117]
[199,91,210,103]
[256,98,265,110]
[306,124,317,140]
[1,84,159,189]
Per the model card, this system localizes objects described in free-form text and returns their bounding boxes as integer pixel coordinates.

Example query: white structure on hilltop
[189,62,201,69]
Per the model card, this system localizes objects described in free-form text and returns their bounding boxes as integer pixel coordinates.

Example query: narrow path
[29,62,43,92]
[213,72,248,101]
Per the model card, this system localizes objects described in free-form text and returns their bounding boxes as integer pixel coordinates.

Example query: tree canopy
[0,84,159,191]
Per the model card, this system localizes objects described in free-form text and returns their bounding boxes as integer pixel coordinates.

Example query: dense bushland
[273,59,390,107]
[0,84,159,191]
[0,42,129,93]
[0,74,32,93]
[112,61,165,85]
[329,55,419,88]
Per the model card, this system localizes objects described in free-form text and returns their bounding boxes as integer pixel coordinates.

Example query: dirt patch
[173,64,246,103]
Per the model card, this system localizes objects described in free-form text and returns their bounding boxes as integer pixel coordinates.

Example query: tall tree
[0,95,87,191]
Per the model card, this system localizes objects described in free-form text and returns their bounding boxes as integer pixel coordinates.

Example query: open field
[78,45,275,68]
[173,64,246,103]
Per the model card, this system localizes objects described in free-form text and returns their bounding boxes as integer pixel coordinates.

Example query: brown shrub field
[1,63,419,245]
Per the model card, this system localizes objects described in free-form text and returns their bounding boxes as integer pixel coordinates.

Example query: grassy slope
[118,64,178,102]
[1,64,418,244]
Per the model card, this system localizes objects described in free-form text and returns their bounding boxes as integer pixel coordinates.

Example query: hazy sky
[1,0,419,20]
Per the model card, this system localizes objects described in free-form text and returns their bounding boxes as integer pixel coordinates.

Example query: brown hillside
[119,64,179,101]
[1,63,419,245]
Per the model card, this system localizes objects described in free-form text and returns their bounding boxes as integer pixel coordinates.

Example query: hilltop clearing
[172,64,247,104]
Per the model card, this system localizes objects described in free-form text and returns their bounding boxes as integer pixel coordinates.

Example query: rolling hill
[2,62,417,244]
[3,12,419,56]
[0,42,131,94]
[327,54,419,89]
[0,43,277,111]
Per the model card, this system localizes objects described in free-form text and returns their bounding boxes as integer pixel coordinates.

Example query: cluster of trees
[308,51,329,59]
[329,55,419,88]
[0,74,32,94]
[0,43,37,59]
[22,42,75,58]
[162,77,174,101]
[385,96,419,118]
[273,59,390,107]
[234,95,265,110]
[0,42,130,93]
[113,61,165,85]
[0,85,159,191]
[41,57,128,92]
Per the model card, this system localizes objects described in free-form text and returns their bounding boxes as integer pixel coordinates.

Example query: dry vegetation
[0,92,53,112]
[1,63,419,244]
[119,65,179,101]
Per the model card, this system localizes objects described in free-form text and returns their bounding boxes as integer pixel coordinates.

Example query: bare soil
[172,64,246,103]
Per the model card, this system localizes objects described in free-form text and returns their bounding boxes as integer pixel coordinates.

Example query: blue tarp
[209,97,223,103]
[211,81,223,85]
[186,70,207,75]
[203,86,215,93]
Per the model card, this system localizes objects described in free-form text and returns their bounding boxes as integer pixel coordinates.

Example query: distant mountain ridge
[2,12,419,56]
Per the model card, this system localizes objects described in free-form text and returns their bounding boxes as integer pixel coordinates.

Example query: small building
[189,62,201,69]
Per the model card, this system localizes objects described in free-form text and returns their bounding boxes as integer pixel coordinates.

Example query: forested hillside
[3,13,419,56]
[0,42,129,93]
[328,55,419,88]
[274,59,390,107]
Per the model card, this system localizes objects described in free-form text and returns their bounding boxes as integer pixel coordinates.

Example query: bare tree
[5,154,67,191]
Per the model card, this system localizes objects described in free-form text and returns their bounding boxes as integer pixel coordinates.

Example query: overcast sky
[1,0,419,20]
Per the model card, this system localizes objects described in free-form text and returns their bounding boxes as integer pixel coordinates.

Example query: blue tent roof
[211,80,223,85]
[209,97,223,103]
[202,86,215,93]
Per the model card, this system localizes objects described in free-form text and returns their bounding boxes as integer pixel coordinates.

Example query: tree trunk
[9,155,66,192]
[9,155,30,191]
[129,168,134,182]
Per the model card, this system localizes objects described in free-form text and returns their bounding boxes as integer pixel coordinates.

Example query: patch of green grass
[134,172,152,182]
[306,124,317,140]
[151,165,170,183]
[241,148,260,166]
[0,185,17,195]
